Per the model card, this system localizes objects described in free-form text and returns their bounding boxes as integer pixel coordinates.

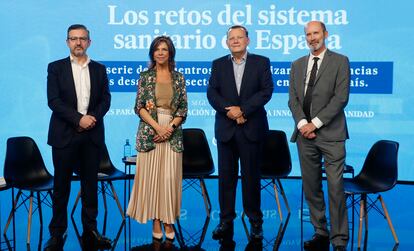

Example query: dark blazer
[47,57,111,148]
[288,49,350,142]
[207,53,274,142]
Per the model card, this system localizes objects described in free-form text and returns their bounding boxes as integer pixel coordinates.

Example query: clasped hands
[78,115,96,132]
[299,122,317,139]
[154,125,174,143]
[225,106,246,124]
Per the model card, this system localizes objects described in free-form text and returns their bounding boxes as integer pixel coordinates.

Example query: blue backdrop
[1,0,413,181]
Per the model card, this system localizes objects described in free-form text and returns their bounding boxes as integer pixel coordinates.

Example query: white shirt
[297,49,327,130]
[70,55,91,115]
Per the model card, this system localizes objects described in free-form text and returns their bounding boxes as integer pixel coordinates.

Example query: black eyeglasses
[67,36,89,42]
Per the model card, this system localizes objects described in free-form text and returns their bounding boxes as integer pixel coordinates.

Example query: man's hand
[236,116,247,125]
[79,115,97,130]
[225,106,243,120]
[299,123,317,139]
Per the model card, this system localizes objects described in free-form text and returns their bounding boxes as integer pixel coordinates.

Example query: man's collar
[309,48,327,60]
[231,51,248,63]
[70,54,90,66]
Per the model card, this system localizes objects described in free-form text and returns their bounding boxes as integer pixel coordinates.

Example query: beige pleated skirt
[126,108,182,224]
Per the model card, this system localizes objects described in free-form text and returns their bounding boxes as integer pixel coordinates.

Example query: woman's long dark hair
[148,36,176,72]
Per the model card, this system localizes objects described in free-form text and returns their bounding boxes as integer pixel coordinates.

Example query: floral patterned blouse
[134,69,188,152]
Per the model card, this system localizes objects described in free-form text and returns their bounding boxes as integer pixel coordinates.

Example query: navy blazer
[47,57,111,148]
[207,53,274,142]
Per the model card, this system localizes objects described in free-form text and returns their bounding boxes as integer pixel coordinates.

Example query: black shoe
[82,230,112,250]
[162,236,175,250]
[212,222,234,240]
[333,245,347,251]
[245,240,263,251]
[43,236,64,251]
[250,222,263,240]
[304,234,329,250]
[152,236,163,251]
[219,239,236,251]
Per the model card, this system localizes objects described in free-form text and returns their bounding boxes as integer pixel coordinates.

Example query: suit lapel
[89,61,96,106]
[300,55,310,99]
[225,55,239,96]
[239,54,252,97]
[314,49,331,85]
[64,57,78,107]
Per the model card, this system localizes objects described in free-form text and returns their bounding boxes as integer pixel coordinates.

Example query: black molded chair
[344,140,399,248]
[71,144,126,232]
[0,184,16,250]
[176,128,215,248]
[3,137,54,246]
[241,130,292,240]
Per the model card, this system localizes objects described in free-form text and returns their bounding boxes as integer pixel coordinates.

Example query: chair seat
[72,168,127,182]
[98,168,127,181]
[261,172,290,178]
[15,178,54,192]
[183,170,214,178]
[344,178,393,194]
[0,184,11,191]
[321,164,354,174]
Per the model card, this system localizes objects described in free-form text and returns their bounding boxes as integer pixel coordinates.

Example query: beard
[72,46,85,57]
[308,40,323,52]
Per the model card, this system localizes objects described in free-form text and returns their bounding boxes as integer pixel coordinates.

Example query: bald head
[304,21,327,33]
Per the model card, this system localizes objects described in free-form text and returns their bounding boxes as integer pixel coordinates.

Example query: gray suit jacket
[288,49,350,142]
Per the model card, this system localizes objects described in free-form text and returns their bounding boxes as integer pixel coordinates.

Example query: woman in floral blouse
[126,36,187,249]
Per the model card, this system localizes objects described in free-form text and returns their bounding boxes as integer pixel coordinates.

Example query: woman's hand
[154,125,174,143]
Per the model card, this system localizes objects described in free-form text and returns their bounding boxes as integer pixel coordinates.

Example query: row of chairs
[1,129,400,249]
[178,129,399,248]
[2,137,126,249]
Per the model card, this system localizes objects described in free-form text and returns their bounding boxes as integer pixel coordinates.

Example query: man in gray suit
[288,21,350,251]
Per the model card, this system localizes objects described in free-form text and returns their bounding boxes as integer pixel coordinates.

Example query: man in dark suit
[44,24,112,251]
[207,25,274,241]
[288,21,350,251]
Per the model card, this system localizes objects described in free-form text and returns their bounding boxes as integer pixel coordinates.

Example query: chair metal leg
[378,195,399,244]
[70,190,81,218]
[273,180,283,222]
[108,181,125,219]
[364,194,368,241]
[37,192,43,226]
[176,178,212,247]
[27,192,34,245]
[198,179,211,246]
[101,181,108,235]
[275,179,291,220]
[241,211,250,241]
[4,190,22,235]
[351,193,355,250]
[199,179,212,216]
[175,219,185,248]
[358,195,365,249]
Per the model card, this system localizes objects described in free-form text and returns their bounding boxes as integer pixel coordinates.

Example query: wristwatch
[170,123,177,129]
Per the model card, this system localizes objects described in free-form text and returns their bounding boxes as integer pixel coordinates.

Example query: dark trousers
[49,132,100,237]
[217,127,263,224]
